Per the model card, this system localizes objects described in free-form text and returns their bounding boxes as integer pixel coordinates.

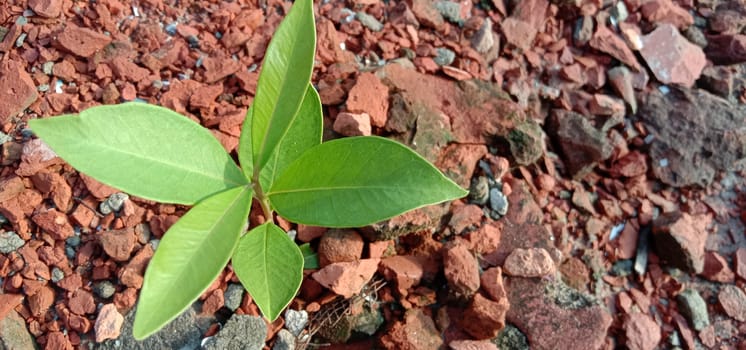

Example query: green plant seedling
[28,0,466,340]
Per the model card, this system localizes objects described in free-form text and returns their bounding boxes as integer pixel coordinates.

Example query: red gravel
[1,0,746,348]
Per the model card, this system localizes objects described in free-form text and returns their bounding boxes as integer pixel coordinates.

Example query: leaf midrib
[156,186,250,304]
[256,35,310,169]
[267,185,438,195]
[79,137,246,188]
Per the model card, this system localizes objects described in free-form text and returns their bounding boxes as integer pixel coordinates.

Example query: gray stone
[284,309,308,337]
[493,324,529,350]
[51,267,64,283]
[223,284,244,312]
[434,1,461,24]
[549,110,612,179]
[0,132,11,145]
[573,16,594,45]
[272,329,296,350]
[610,1,628,23]
[676,289,709,331]
[470,176,489,205]
[507,121,545,166]
[356,12,383,32]
[95,304,214,350]
[639,87,746,187]
[0,310,36,350]
[684,25,707,48]
[471,19,495,53]
[411,102,452,163]
[203,314,266,350]
[65,246,76,259]
[66,235,81,247]
[42,61,54,75]
[0,231,24,254]
[136,223,151,244]
[100,193,129,214]
[434,47,455,66]
[489,188,509,216]
[93,281,116,299]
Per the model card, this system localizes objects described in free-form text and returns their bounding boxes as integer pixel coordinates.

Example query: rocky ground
[0,0,745,349]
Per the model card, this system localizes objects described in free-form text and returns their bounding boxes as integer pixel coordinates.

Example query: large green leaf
[233,222,304,321]
[133,186,252,339]
[259,84,322,190]
[268,136,468,227]
[251,0,316,173]
[28,103,247,205]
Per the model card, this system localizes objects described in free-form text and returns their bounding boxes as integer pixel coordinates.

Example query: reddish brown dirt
[1,0,746,349]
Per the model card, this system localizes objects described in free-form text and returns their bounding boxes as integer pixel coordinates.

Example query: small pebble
[489,188,509,216]
[677,289,709,331]
[187,35,199,48]
[356,12,383,32]
[684,26,707,48]
[51,267,65,282]
[0,231,25,254]
[434,47,456,66]
[610,2,628,23]
[272,329,296,350]
[65,247,76,259]
[284,309,308,337]
[42,61,54,75]
[100,192,129,214]
[15,33,26,47]
[136,224,151,244]
[469,176,489,205]
[434,1,461,23]
[38,84,50,92]
[93,281,116,299]
[0,213,7,223]
[165,23,178,35]
[610,260,633,277]
[223,283,244,311]
[66,235,81,247]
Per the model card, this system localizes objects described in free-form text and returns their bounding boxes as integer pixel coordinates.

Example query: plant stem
[251,175,274,222]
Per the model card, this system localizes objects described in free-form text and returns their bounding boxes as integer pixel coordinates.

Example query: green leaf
[233,222,304,321]
[28,103,247,205]
[259,84,322,190]
[299,243,319,269]
[268,136,468,227]
[238,105,254,177]
[251,0,316,173]
[133,186,252,340]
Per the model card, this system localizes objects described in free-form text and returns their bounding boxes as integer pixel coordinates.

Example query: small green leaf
[133,186,252,340]
[251,0,316,173]
[259,84,322,190]
[28,103,247,205]
[233,222,304,321]
[268,136,468,227]
[299,243,319,269]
